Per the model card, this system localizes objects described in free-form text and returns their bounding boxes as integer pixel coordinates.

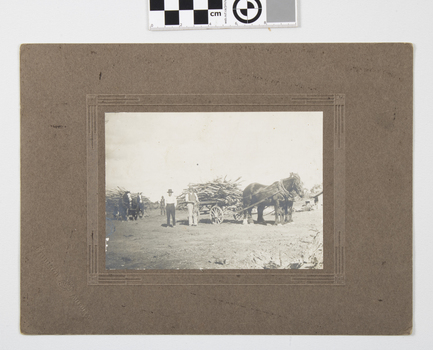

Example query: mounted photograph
[105,111,323,270]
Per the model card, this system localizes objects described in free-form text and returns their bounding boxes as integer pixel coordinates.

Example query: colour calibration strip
[149,0,297,30]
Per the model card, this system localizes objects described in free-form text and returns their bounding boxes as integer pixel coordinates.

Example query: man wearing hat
[186,187,200,226]
[165,189,177,227]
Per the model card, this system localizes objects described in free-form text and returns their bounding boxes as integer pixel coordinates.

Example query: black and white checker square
[149,0,165,11]
[164,0,181,10]
[149,0,223,12]
[179,0,194,10]
[165,10,180,25]
[193,10,208,25]
[191,0,223,10]
[208,0,223,9]
[149,0,223,27]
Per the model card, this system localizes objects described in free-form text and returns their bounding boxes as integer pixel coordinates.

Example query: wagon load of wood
[176,176,243,210]
[105,187,152,218]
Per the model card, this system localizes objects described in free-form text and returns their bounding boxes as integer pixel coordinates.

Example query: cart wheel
[210,205,224,224]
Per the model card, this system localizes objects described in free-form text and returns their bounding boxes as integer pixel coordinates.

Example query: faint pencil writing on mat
[35,246,90,319]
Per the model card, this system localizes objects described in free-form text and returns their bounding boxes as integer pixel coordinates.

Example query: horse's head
[123,191,132,203]
[122,192,133,208]
[288,173,304,198]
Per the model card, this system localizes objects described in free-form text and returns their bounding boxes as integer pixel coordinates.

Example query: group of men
[160,187,199,227]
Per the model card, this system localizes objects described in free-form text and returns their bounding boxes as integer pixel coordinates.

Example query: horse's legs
[274,199,281,225]
[242,200,249,225]
[257,205,265,223]
[285,202,294,223]
[278,200,286,224]
[247,208,254,224]
[278,205,284,224]
[282,201,288,224]
[243,197,254,225]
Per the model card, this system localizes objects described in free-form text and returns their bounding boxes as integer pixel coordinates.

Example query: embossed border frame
[86,94,345,286]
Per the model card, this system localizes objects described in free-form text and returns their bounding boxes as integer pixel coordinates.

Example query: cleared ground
[105,204,323,270]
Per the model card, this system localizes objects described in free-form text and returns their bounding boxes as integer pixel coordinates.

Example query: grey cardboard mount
[20,44,412,335]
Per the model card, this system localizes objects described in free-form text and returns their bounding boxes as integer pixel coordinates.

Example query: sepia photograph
[105,111,323,270]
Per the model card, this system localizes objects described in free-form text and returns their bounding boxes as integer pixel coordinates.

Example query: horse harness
[277,179,291,198]
[238,179,295,214]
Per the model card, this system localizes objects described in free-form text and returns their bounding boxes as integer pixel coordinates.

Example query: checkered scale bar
[150,0,223,27]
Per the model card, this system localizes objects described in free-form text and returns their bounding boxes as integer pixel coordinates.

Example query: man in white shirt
[165,189,177,227]
[186,187,200,226]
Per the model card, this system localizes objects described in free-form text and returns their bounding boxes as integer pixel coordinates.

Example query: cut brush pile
[176,176,243,210]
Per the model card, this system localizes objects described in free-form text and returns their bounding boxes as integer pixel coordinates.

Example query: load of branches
[105,187,152,216]
[176,176,243,210]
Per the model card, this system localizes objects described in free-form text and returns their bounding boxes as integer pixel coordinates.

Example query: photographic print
[105,111,323,270]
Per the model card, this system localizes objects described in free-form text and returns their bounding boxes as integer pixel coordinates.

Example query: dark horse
[242,173,304,225]
[119,191,142,221]
[118,191,132,220]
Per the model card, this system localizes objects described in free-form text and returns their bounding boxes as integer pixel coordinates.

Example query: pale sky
[105,112,322,201]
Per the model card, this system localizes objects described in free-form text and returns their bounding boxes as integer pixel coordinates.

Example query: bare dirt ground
[105,204,323,270]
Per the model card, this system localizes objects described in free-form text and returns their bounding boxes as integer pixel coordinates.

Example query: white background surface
[1,0,432,348]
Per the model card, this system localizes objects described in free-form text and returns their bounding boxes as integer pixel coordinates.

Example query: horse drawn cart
[198,199,243,224]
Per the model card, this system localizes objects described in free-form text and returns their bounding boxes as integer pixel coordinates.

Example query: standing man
[186,187,200,226]
[160,196,166,216]
[165,189,176,227]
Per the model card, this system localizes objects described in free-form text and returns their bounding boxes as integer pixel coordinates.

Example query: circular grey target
[233,0,262,24]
